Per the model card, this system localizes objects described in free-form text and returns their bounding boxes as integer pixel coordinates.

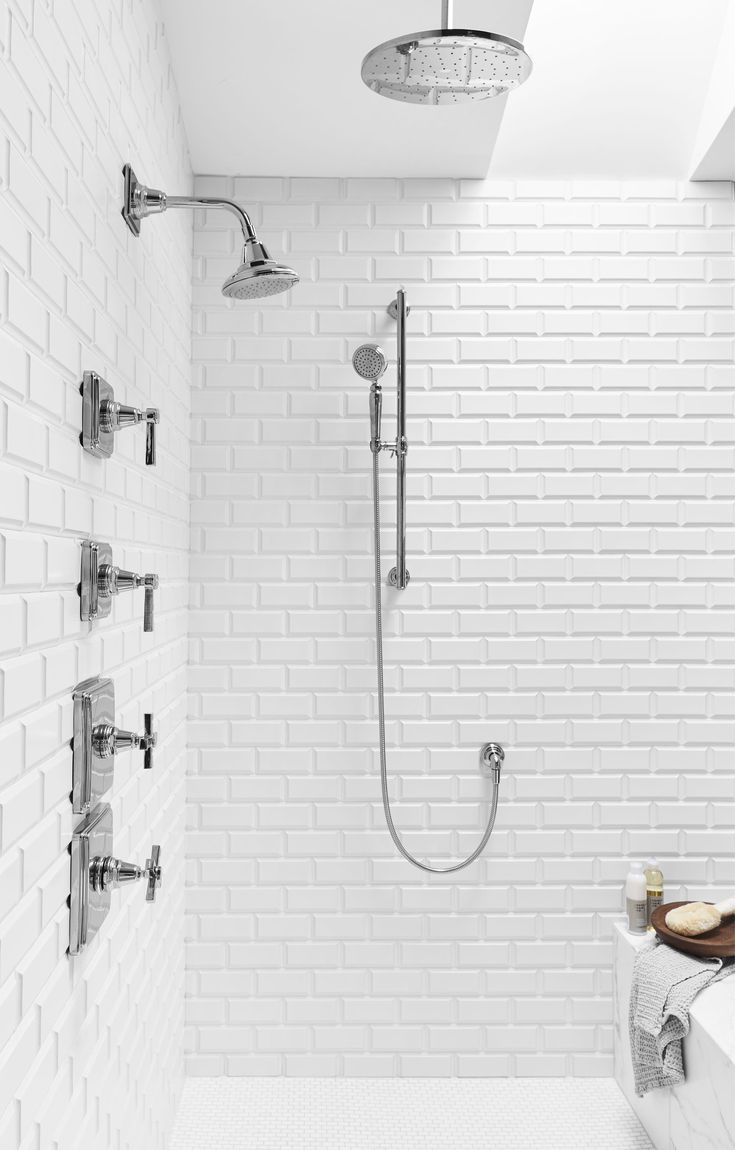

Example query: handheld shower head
[352,344,388,381]
[353,345,388,452]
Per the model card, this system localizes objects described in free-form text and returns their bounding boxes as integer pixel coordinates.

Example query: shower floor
[170,1077,652,1150]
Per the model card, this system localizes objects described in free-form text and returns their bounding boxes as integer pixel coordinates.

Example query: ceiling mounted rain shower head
[352,344,388,381]
[361,0,532,105]
[121,164,299,301]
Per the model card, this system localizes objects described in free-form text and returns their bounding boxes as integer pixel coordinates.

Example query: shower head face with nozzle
[221,239,299,301]
[361,29,532,104]
[352,344,388,381]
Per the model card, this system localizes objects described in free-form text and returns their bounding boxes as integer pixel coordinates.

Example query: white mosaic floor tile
[171,1077,652,1150]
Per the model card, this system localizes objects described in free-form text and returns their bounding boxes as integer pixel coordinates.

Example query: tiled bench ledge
[613,921,735,1150]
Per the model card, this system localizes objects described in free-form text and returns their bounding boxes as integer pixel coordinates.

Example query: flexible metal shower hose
[371,452,500,873]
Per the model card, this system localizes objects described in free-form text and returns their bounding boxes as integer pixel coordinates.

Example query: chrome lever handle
[143,576,157,632]
[98,564,159,632]
[80,373,160,464]
[145,410,158,465]
[99,399,160,466]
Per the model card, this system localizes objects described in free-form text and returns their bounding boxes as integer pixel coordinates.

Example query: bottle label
[647,892,663,922]
[627,896,647,932]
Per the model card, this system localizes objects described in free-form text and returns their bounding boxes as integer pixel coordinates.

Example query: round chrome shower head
[361,28,531,105]
[222,239,299,301]
[352,344,388,381]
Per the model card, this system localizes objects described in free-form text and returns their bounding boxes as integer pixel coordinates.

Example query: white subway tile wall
[189,176,735,1077]
[0,1,191,1147]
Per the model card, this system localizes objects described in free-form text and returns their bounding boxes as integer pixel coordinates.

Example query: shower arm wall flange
[121,164,258,243]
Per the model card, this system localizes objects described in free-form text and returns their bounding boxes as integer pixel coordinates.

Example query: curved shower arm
[122,166,258,243]
[164,196,258,244]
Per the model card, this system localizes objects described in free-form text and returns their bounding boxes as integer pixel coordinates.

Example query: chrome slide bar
[393,289,409,590]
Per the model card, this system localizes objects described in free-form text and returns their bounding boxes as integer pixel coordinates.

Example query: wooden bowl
[651,900,735,958]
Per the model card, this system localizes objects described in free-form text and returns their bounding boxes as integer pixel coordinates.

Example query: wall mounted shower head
[222,240,299,300]
[121,164,299,301]
[352,344,388,382]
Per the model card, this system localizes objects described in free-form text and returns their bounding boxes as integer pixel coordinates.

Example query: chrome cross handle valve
[80,371,160,465]
[70,806,162,955]
[93,712,157,770]
[89,843,162,902]
[72,677,158,813]
[80,540,159,633]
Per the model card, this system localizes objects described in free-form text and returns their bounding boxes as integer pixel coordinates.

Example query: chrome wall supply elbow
[121,163,299,300]
[481,743,505,786]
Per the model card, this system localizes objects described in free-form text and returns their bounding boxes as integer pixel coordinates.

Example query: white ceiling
[690,0,735,179]
[161,0,731,179]
[159,0,533,177]
[491,0,729,178]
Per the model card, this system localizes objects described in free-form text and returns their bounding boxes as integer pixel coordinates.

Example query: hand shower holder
[375,437,408,459]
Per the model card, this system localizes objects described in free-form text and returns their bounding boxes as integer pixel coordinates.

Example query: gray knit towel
[628,935,735,1096]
